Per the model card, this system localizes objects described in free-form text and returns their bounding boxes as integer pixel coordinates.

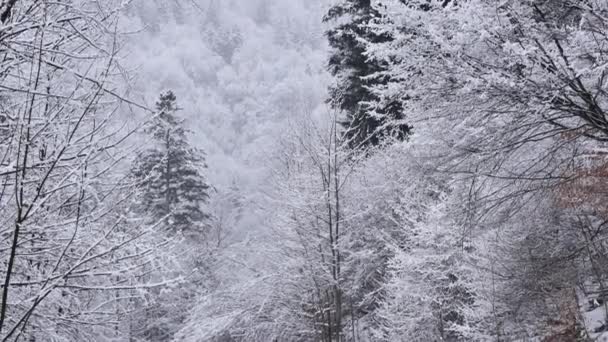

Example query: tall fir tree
[324,0,410,149]
[130,91,213,341]
[131,91,211,236]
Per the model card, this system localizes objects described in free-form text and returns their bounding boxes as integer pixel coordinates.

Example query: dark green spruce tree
[131,91,211,235]
[130,91,212,341]
[324,0,411,149]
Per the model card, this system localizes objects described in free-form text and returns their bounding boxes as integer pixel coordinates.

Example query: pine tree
[324,0,410,149]
[132,91,211,235]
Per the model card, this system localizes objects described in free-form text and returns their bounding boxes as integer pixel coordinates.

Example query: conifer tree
[324,0,410,149]
[130,91,212,341]
[132,91,211,235]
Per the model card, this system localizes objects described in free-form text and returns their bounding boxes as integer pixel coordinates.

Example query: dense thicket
[336,0,608,340]
[188,0,608,341]
[0,1,178,340]
[0,2,213,340]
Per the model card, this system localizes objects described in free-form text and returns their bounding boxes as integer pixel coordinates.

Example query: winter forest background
[1,0,608,341]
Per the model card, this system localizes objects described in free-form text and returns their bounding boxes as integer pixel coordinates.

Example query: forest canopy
[0,0,607,341]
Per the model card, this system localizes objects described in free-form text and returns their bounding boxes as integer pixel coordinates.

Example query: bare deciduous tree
[0,1,177,340]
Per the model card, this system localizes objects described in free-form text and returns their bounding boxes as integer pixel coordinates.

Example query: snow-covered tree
[131,91,211,237]
[0,1,176,340]
[364,0,608,339]
[129,91,213,341]
[325,0,410,149]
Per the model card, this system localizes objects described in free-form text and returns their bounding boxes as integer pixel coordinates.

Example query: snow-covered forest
[1,0,608,341]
